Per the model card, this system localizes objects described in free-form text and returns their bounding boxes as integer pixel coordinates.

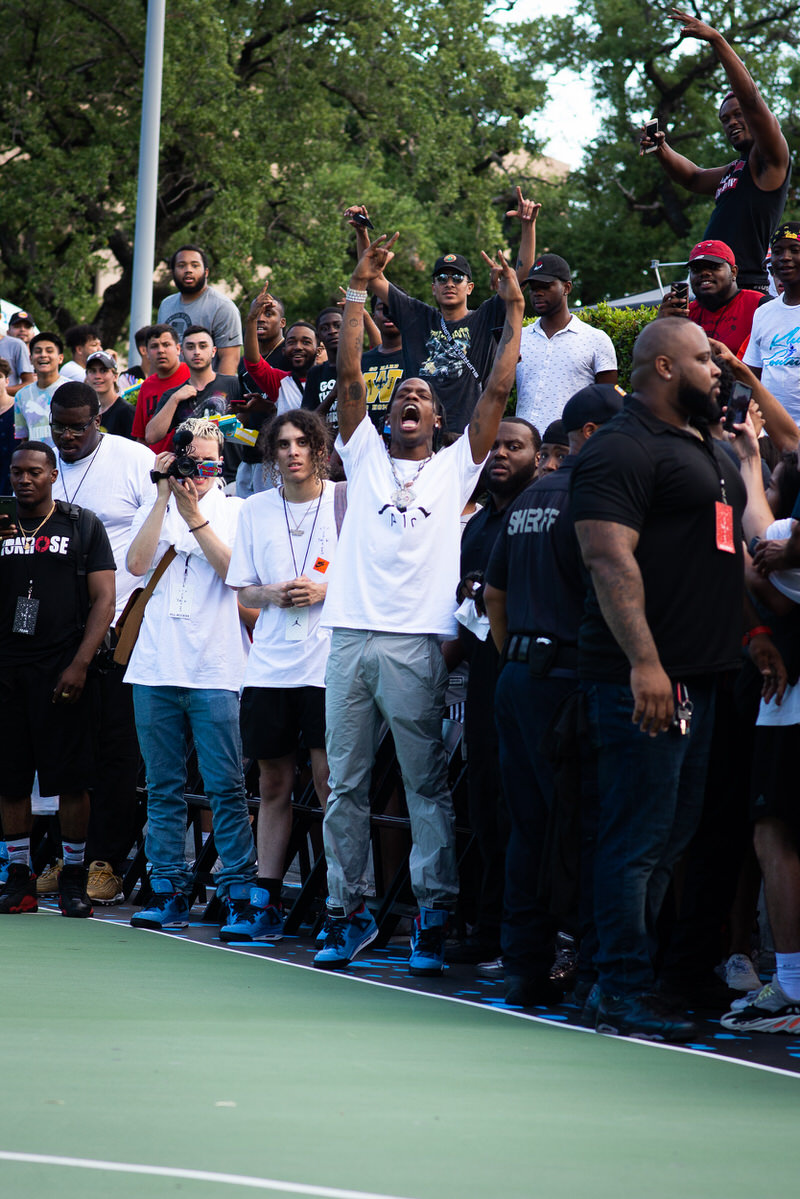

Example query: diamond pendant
[392,485,415,510]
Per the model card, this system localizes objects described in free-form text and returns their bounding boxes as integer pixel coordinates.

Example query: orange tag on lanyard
[715,501,735,553]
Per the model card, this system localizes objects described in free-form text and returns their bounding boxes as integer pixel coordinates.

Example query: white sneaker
[721,978,800,1033]
[716,953,762,992]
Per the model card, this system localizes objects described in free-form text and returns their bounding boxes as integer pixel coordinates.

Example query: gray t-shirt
[0,335,33,385]
[157,285,243,349]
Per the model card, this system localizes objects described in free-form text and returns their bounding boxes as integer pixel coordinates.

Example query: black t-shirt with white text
[486,458,586,645]
[0,502,115,665]
[361,346,405,433]
[388,285,505,433]
[302,362,338,432]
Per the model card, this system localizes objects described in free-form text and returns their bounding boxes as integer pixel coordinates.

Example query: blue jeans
[132,686,256,897]
[584,678,717,996]
[235,460,272,498]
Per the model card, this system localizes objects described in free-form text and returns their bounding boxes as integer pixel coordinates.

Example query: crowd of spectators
[3,8,800,1045]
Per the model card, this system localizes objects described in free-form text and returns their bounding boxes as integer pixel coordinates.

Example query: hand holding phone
[723,381,753,433]
[0,496,19,540]
[641,119,661,154]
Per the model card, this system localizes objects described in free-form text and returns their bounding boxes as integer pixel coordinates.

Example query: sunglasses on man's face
[433,272,467,285]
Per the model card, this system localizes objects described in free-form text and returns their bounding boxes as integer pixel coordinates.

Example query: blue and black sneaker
[408,907,448,976]
[220,885,285,943]
[130,878,190,930]
[313,903,378,969]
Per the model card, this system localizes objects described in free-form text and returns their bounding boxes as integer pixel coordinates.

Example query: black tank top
[704,154,791,288]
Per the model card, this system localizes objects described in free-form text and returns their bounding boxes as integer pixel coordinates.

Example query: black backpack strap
[57,500,96,629]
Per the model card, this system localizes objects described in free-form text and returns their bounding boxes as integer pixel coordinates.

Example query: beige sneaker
[87,860,124,905]
[36,859,63,895]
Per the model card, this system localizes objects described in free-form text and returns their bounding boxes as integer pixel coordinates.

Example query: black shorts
[0,653,98,796]
[750,725,800,842]
[240,685,326,760]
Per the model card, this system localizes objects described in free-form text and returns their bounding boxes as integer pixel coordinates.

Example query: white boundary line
[0,1151,416,1198]
[35,907,800,1082]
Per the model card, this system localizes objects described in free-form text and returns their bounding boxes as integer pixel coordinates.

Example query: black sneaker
[58,864,93,919]
[505,974,564,1008]
[596,992,699,1042]
[0,864,38,914]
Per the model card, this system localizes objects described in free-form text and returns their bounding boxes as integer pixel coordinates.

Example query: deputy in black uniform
[447,416,540,965]
[484,384,624,1007]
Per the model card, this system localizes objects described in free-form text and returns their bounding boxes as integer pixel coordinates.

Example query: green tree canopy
[0,0,547,345]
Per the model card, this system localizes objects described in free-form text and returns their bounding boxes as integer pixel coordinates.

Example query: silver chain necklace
[59,435,104,505]
[282,484,322,536]
[386,450,431,511]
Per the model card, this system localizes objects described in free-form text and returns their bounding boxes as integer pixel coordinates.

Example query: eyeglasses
[49,418,95,435]
[433,272,467,285]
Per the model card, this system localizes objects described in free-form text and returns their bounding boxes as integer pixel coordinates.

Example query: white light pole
[128,0,166,367]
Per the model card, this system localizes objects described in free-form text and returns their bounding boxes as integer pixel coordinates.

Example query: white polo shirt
[515,317,617,433]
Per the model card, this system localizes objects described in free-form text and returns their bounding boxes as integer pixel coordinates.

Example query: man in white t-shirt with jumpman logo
[314,231,525,975]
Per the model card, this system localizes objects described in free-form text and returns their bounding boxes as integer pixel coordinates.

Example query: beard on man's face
[677,375,721,425]
[174,271,206,295]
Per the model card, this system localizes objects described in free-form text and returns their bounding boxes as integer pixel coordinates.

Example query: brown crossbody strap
[113,546,178,666]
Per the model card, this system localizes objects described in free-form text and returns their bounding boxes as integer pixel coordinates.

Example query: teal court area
[2,912,799,1199]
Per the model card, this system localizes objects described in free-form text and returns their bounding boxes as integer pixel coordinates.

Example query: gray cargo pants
[323,628,458,915]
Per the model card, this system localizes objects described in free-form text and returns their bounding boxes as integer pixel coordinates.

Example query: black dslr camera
[149,428,221,483]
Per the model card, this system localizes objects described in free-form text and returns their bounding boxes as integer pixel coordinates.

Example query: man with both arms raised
[314,232,526,975]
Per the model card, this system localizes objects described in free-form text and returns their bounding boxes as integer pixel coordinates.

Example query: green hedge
[507,303,657,414]
[575,302,658,392]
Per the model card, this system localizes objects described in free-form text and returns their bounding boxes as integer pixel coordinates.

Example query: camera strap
[438,313,480,380]
[113,546,177,665]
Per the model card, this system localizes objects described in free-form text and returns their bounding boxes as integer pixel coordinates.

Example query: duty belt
[504,633,578,674]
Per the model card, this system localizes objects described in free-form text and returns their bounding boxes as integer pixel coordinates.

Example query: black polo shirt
[486,458,586,644]
[569,398,746,682]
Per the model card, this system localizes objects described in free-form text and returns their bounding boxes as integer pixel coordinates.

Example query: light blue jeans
[323,629,457,915]
[235,460,272,498]
[132,686,256,897]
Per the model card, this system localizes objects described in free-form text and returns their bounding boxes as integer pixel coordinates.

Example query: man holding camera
[656,239,767,354]
[125,417,256,931]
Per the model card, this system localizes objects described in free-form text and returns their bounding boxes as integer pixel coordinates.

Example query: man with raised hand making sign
[314,231,526,976]
[641,8,790,291]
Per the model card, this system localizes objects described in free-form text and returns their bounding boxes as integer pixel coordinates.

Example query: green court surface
[2,914,798,1199]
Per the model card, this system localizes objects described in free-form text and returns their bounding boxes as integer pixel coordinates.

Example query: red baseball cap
[688,239,736,267]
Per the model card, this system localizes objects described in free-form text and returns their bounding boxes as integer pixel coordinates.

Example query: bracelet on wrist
[345,287,368,304]
[742,625,772,647]
[189,520,210,534]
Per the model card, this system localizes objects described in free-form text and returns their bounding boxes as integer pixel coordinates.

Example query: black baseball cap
[9,310,34,326]
[525,254,572,285]
[562,383,627,433]
[540,419,569,447]
[432,254,472,279]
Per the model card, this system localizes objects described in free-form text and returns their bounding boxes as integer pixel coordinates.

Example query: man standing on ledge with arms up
[570,318,776,1041]
[641,9,790,291]
[314,233,526,976]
